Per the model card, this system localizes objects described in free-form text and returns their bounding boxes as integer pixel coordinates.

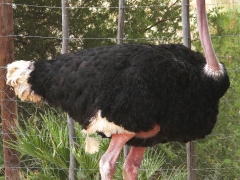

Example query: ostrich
[6,0,229,179]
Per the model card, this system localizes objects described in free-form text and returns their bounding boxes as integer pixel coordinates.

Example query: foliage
[124,0,182,44]
[7,110,185,179]
[7,111,70,179]
[138,148,187,180]
[190,7,240,179]
[13,0,183,60]
[13,0,62,60]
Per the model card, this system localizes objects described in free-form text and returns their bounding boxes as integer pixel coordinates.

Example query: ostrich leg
[122,124,160,179]
[123,146,146,180]
[100,133,135,180]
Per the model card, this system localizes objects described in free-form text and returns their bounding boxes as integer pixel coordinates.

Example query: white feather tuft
[82,110,134,153]
[83,110,134,137]
[85,136,100,154]
[203,63,225,80]
[6,60,42,102]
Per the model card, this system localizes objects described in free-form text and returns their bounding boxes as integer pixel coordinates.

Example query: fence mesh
[1,0,240,179]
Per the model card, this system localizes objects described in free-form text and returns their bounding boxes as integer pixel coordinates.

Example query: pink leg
[100,133,135,180]
[123,146,146,180]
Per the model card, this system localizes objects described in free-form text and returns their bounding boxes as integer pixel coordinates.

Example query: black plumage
[27,43,230,147]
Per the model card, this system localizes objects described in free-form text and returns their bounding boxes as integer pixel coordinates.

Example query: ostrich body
[8,43,229,144]
[6,0,230,180]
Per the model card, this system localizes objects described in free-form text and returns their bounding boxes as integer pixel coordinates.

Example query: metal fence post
[117,0,130,158]
[182,0,196,179]
[117,0,125,45]
[61,0,76,179]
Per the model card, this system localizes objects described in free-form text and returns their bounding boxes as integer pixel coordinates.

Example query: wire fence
[1,0,240,179]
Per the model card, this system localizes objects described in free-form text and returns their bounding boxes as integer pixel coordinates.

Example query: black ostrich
[6,0,229,180]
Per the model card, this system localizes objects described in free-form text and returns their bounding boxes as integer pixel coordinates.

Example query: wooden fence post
[0,1,20,179]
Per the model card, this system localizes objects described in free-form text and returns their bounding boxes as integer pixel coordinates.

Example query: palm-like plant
[7,110,186,179]
[6,111,107,179]
[8,111,70,179]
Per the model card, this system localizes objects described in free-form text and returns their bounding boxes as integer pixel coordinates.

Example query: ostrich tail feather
[6,60,42,102]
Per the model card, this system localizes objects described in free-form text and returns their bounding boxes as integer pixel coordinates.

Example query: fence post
[61,0,76,179]
[182,0,196,180]
[182,0,191,48]
[117,0,124,45]
[0,1,20,179]
[117,0,130,158]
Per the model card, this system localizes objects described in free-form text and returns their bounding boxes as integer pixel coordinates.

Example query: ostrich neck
[196,0,220,71]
